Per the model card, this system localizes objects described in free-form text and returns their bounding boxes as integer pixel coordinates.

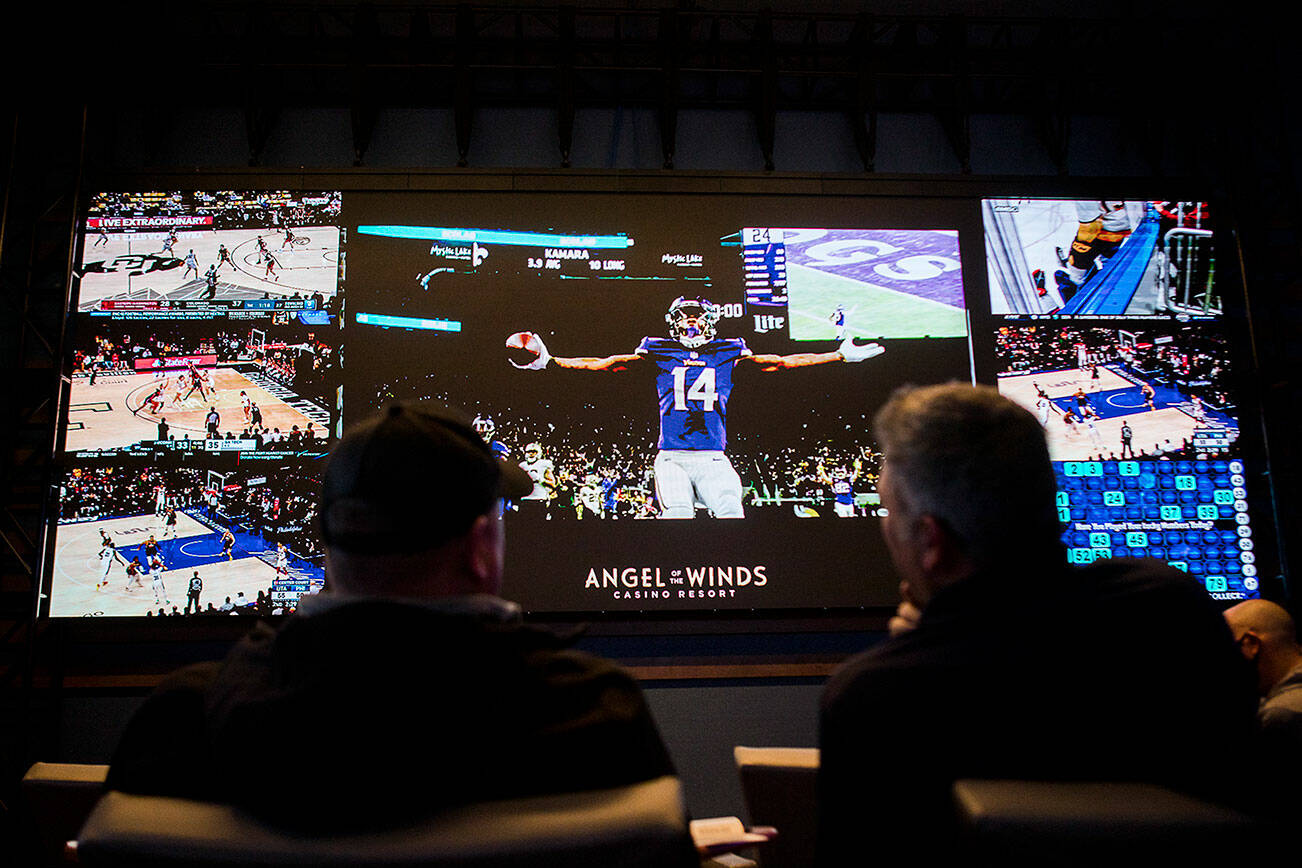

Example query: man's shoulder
[1070,557,1224,624]
[1263,667,1302,720]
[822,631,949,713]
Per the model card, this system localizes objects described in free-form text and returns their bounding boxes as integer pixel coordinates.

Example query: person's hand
[887,581,923,636]
[836,337,885,363]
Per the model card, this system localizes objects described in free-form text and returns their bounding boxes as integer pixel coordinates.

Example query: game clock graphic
[345,194,973,613]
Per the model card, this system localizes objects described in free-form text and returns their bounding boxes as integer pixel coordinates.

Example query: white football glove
[837,337,885,363]
[508,332,553,370]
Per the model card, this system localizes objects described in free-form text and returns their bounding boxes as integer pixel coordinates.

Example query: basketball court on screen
[77,226,340,309]
[999,367,1235,461]
[65,366,325,452]
[50,510,320,617]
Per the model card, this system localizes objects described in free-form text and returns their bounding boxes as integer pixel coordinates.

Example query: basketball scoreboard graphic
[92,298,323,316]
[1056,459,1258,600]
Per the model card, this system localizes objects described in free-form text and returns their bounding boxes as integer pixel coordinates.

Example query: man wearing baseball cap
[106,403,676,831]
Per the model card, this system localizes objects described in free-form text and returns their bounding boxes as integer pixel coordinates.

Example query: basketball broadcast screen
[40,188,1271,619]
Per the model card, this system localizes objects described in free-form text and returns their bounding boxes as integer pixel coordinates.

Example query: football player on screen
[817,459,862,518]
[472,414,511,460]
[507,295,884,519]
[518,442,558,514]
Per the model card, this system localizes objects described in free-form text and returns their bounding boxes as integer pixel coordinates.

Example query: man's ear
[915,514,951,574]
[1238,631,1262,662]
[465,512,504,590]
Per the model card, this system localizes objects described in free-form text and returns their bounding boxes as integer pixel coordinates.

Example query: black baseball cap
[320,403,533,553]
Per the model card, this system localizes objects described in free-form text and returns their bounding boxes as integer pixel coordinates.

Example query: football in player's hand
[506,332,551,370]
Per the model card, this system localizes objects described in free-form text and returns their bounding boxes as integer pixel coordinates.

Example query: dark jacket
[817,556,1258,864]
[108,595,675,831]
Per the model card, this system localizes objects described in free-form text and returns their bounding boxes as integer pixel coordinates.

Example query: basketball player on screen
[264,250,281,281]
[151,567,170,606]
[203,264,219,301]
[1141,381,1157,411]
[162,507,179,541]
[507,295,884,519]
[125,558,146,593]
[139,383,166,417]
[96,540,126,592]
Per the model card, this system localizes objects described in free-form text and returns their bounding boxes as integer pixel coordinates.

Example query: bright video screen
[986,198,1259,602]
[346,194,972,613]
[49,191,342,617]
[40,188,1270,619]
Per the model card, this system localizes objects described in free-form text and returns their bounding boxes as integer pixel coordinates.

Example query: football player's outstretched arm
[552,352,643,372]
[507,331,641,372]
[745,337,885,372]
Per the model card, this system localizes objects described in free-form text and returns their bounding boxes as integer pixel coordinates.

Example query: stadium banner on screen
[133,354,217,372]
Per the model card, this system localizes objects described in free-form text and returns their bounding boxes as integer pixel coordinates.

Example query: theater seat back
[76,775,695,868]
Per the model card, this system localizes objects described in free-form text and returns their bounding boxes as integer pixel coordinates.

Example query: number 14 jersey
[636,337,751,451]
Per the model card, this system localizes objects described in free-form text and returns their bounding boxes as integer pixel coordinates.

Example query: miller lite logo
[753,314,785,334]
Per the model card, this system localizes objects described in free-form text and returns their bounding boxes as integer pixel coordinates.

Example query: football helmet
[524,442,543,461]
[472,415,495,439]
[665,296,720,348]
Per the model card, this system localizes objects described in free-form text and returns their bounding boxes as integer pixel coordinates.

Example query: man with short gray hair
[817,383,1256,864]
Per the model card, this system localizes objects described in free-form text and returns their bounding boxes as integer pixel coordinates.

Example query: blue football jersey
[636,337,751,451]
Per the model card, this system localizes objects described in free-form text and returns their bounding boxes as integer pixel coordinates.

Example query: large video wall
[41,188,1271,618]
